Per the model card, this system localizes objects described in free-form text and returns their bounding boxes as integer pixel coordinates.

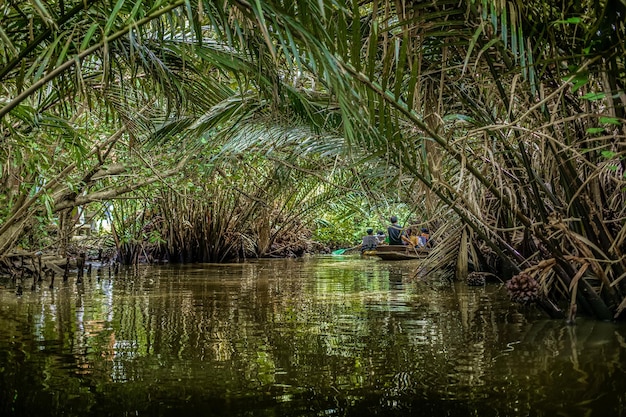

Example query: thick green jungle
[0,0,625,321]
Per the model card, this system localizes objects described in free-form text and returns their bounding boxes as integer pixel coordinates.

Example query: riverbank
[0,231,335,281]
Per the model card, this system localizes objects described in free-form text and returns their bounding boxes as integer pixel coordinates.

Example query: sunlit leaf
[105,0,126,35]
[599,116,621,125]
[443,114,476,123]
[582,92,606,100]
[553,17,582,24]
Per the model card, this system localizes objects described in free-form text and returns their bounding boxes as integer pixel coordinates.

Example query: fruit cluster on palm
[0,0,624,320]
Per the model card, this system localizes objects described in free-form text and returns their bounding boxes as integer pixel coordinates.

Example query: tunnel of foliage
[0,0,625,321]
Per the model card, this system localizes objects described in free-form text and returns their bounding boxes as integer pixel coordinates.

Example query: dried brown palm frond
[411,214,463,283]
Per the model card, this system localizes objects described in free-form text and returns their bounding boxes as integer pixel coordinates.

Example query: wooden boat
[362,245,429,260]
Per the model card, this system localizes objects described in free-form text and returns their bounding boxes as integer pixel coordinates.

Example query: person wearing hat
[361,228,379,253]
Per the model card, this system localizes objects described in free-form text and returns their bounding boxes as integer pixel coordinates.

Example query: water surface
[1,256,625,416]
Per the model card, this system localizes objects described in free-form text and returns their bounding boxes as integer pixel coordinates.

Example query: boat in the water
[362,245,429,260]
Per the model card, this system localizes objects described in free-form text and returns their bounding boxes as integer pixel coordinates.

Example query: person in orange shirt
[402,227,419,247]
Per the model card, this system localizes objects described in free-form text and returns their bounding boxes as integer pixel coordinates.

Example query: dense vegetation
[1,0,624,321]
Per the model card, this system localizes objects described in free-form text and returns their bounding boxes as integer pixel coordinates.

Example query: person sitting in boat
[361,228,379,253]
[376,230,386,244]
[418,228,430,247]
[402,227,419,248]
[387,216,404,245]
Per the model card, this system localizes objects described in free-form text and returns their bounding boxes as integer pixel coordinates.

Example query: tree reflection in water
[0,257,625,416]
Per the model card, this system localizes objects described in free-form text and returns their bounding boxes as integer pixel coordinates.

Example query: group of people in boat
[360,216,430,254]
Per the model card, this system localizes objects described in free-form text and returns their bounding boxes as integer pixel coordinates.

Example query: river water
[0,256,625,416]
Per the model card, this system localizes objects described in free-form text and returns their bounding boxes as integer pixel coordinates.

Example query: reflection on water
[1,256,625,416]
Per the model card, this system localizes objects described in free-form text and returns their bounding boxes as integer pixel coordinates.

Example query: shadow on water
[0,256,625,416]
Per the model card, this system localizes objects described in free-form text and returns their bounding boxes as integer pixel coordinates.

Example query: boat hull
[362,245,428,260]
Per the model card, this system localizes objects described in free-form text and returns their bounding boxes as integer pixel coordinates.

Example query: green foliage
[312,214,363,246]
[312,202,414,246]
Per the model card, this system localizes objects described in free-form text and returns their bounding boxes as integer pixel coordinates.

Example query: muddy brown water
[1,256,625,416]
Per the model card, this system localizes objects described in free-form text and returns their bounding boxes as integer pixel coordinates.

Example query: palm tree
[1,0,625,320]
[308,0,625,320]
[205,0,625,320]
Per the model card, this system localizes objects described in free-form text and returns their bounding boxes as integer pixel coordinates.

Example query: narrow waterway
[1,256,625,416]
